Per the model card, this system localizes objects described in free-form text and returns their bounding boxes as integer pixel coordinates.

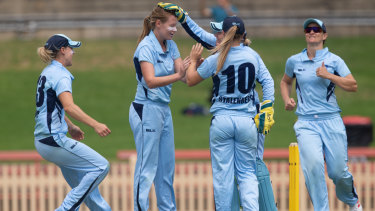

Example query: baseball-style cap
[210,21,223,33]
[222,16,246,35]
[303,18,327,33]
[44,34,81,51]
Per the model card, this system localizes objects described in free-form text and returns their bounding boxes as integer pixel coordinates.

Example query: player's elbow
[186,72,202,87]
[63,104,77,115]
[186,78,193,87]
[343,75,357,92]
[146,83,158,89]
[346,81,358,92]
[144,80,158,89]
[186,77,197,87]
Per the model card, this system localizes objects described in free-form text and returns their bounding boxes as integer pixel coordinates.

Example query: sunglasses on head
[304,27,323,33]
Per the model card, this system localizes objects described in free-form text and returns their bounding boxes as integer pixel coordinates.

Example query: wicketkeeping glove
[254,100,275,134]
[158,2,188,23]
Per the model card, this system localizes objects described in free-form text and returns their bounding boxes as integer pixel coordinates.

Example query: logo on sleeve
[297,68,306,72]
[70,141,78,149]
[146,128,156,132]
[157,60,163,63]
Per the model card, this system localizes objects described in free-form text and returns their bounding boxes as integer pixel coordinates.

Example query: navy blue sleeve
[181,16,216,50]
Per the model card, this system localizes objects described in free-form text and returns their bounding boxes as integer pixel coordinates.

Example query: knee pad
[256,158,277,211]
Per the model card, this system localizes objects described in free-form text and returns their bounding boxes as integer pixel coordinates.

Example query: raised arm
[256,55,275,102]
[174,57,188,83]
[141,61,184,88]
[186,43,205,86]
[158,2,217,49]
[316,62,357,92]
[181,16,217,49]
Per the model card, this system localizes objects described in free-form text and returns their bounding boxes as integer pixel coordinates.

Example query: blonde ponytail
[210,26,238,75]
[37,47,57,63]
[137,16,152,45]
[243,38,251,46]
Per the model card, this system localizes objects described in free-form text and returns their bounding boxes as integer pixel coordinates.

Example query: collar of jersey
[149,30,170,54]
[51,60,74,80]
[231,45,243,50]
[301,47,329,62]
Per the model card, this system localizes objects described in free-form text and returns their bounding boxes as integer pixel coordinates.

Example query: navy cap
[303,18,327,33]
[44,34,81,51]
[210,21,223,33]
[222,16,246,35]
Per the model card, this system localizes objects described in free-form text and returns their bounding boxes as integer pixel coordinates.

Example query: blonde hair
[137,6,174,45]
[243,37,251,46]
[37,47,57,63]
[211,26,250,75]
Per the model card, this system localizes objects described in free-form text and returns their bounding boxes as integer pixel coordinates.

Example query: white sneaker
[349,200,362,211]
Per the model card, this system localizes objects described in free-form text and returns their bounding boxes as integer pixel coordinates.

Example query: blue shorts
[35,134,110,211]
[210,115,259,211]
[294,116,358,210]
[129,101,176,211]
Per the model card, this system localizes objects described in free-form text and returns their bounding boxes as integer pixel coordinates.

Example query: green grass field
[1,36,374,160]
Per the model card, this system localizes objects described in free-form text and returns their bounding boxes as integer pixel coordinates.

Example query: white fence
[1,154,374,211]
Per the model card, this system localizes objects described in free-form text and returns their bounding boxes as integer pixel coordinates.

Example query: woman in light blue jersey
[128,4,187,211]
[187,16,274,210]
[158,3,278,209]
[280,18,362,211]
[35,34,111,211]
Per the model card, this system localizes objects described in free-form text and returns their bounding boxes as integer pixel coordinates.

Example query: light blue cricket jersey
[198,45,274,117]
[182,16,272,108]
[133,30,181,104]
[34,60,73,140]
[285,47,351,117]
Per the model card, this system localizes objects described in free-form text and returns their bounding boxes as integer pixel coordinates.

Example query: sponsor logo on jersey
[157,60,163,63]
[70,141,78,149]
[297,68,306,72]
[146,128,156,132]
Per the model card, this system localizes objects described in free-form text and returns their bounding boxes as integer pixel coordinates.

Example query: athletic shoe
[349,200,362,211]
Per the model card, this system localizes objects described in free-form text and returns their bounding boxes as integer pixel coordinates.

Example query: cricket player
[159,2,278,210]
[186,15,274,210]
[34,34,111,211]
[129,4,188,211]
[280,18,362,211]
